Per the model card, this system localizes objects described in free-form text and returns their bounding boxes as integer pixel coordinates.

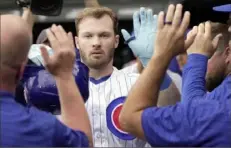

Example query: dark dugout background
[32,0,230,69]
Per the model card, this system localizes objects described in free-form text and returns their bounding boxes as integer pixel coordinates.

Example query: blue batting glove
[121,8,172,90]
[121,7,158,67]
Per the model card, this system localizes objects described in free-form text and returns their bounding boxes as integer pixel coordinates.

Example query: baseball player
[24,5,180,147]
[1,15,92,146]
[16,8,89,114]
[74,6,181,147]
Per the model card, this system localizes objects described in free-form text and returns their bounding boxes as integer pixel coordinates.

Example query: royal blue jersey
[141,54,231,146]
[0,91,89,147]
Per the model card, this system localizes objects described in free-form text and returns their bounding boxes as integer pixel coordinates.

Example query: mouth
[91,51,104,55]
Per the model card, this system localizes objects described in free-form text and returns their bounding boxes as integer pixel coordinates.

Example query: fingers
[172,4,183,27]
[140,7,146,26]
[212,33,222,50]
[67,32,75,48]
[165,4,175,23]
[50,25,67,42]
[57,25,68,39]
[46,28,59,50]
[205,21,211,37]
[198,23,205,34]
[185,26,198,49]
[47,24,72,51]
[164,4,190,35]
[157,11,165,30]
[40,46,50,66]
[147,9,153,24]
[153,15,158,30]
[121,29,131,41]
[133,11,140,37]
[179,11,190,34]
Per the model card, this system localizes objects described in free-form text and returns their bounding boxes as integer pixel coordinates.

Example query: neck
[0,67,18,95]
[0,83,16,94]
[89,61,114,79]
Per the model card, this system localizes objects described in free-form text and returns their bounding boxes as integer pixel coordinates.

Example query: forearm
[182,54,208,102]
[84,0,100,7]
[157,82,180,107]
[136,59,180,107]
[21,8,36,31]
[55,74,93,146]
[122,54,171,116]
[137,58,172,91]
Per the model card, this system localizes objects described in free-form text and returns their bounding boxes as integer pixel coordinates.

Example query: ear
[225,47,230,64]
[75,36,80,49]
[15,60,27,84]
[114,35,120,49]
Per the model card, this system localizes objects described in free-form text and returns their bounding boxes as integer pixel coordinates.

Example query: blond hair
[75,7,118,35]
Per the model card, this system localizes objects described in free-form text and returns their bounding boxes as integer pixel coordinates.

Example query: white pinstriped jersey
[85,67,147,147]
[121,63,182,94]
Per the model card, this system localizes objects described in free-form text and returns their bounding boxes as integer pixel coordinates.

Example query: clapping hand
[154,4,196,58]
[40,25,76,78]
[187,22,222,58]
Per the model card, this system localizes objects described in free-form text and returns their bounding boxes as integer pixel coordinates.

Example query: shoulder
[29,107,88,146]
[113,67,139,79]
[121,62,138,74]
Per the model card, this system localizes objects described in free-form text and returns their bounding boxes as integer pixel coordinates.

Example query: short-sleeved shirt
[0,91,89,147]
[141,54,231,146]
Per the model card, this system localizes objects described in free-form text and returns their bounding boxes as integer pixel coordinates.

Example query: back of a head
[211,22,230,51]
[0,14,32,71]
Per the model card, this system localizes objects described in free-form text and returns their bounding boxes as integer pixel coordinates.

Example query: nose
[92,36,101,48]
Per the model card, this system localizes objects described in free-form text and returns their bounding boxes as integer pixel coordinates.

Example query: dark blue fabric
[89,74,111,85]
[141,54,231,146]
[0,91,89,146]
[21,49,89,113]
[168,57,182,76]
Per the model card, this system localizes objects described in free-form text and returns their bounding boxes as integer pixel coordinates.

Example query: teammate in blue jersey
[120,4,231,146]
[0,14,92,146]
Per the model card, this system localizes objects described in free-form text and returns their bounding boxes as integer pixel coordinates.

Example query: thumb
[212,33,222,50]
[185,26,198,49]
[40,46,50,66]
[121,29,131,41]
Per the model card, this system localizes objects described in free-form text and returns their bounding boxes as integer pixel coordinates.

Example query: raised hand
[21,7,36,30]
[40,25,76,77]
[154,4,195,58]
[187,22,222,58]
[121,7,158,67]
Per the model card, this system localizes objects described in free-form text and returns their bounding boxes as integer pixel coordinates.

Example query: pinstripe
[86,68,147,147]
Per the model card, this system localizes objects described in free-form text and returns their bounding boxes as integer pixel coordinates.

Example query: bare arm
[55,74,93,147]
[21,8,36,31]
[84,0,100,7]
[119,4,193,139]
[136,58,181,107]
[42,25,92,146]
[119,54,172,139]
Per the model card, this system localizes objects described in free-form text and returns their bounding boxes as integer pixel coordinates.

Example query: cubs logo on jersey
[106,96,136,140]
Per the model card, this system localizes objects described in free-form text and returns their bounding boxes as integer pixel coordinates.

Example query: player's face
[76,15,119,69]
[206,51,226,91]
[206,17,231,91]
[227,16,231,76]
